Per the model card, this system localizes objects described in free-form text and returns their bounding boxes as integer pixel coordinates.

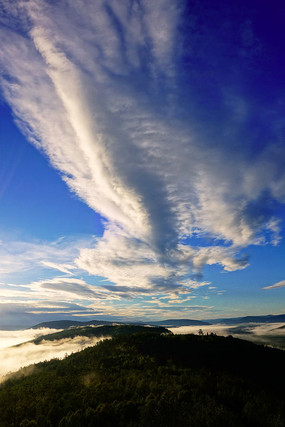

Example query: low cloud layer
[0,0,285,311]
[0,328,60,349]
[170,322,285,347]
[2,321,285,383]
[0,332,107,383]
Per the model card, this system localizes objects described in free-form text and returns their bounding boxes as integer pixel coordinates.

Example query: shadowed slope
[0,332,285,426]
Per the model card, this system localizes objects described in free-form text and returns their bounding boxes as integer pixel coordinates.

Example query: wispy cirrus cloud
[0,295,214,328]
[0,300,99,328]
[0,235,95,277]
[41,262,76,275]
[0,0,284,305]
[0,278,113,302]
[263,280,285,290]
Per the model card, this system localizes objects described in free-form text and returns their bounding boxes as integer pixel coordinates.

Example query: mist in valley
[170,322,285,349]
[0,329,107,382]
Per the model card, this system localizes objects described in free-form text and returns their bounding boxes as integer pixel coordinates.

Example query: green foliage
[0,332,285,426]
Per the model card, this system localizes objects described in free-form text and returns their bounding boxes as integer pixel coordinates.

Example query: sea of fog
[169,323,285,348]
[0,328,61,349]
[0,328,107,382]
[0,323,284,383]
[169,322,285,336]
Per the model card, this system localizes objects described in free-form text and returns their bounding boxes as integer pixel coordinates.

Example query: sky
[0,0,285,328]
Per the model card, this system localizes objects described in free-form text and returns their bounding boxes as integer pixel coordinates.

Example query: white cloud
[0,0,284,304]
[263,280,285,290]
[0,328,61,350]
[31,277,115,300]
[41,261,76,275]
[0,277,119,304]
[0,236,95,277]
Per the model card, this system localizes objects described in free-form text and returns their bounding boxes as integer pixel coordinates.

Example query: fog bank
[0,328,62,349]
[0,334,107,383]
[170,323,285,349]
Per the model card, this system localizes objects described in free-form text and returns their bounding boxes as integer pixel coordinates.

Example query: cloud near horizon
[0,333,107,383]
[0,328,61,350]
[0,0,285,312]
[263,280,285,290]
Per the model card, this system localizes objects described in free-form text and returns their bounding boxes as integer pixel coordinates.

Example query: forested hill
[31,318,210,329]
[31,324,169,344]
[31,319,115,330]
[1,332,285,426]
[150,319,210,326]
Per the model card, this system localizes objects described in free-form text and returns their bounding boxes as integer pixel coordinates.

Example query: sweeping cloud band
[0,0,285,323]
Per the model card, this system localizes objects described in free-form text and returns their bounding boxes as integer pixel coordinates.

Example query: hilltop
[31,318,210,330]
[31,324,169,344]
[31,319,115,330]
[1,328,285,426]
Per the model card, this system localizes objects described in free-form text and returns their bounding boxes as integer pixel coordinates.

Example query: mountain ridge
[31,313,285,330]
[206,313,285,325]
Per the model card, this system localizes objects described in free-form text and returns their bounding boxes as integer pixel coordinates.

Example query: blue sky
[0,0,285,328]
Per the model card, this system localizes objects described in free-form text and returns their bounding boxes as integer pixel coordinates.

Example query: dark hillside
[32,324,168,344]
[150,319,210,326]
[1,332,285,426]
[31,319,114,330]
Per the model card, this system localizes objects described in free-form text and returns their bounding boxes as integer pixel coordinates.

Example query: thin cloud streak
[0,301,100,328]
[0,236,95,277]
[263,280,285,290]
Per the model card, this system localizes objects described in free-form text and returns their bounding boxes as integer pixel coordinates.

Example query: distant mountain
[32,318,210,330]
[32,313,285,331]
[206,314,285,325]
[31,319,115,329]
[31,324,170,344]
[150,319,211,327]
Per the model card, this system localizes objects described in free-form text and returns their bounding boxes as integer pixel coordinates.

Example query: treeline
[0,332,285,426]
[32,324,169,344]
